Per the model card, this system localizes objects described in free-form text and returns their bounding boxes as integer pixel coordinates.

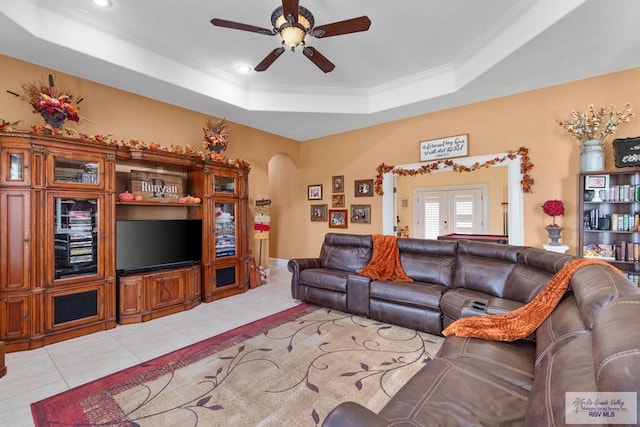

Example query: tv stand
[118,264,201,324]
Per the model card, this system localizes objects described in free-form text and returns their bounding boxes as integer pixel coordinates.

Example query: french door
[415,185,487,239]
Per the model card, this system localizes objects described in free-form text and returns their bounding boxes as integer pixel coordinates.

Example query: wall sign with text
[420,134,468,162]
[613,136,640,168]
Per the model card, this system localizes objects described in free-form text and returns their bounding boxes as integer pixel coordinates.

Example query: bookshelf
[578,170,640,285]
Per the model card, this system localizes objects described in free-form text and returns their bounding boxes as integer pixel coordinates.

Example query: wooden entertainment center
[0,132,250,352]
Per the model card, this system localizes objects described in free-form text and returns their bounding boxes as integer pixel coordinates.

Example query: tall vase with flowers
[542,199,565,246]
[557,103,635,172]
[12,74,82,133]
[202,118,229,154]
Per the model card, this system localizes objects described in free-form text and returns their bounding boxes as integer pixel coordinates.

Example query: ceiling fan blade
[303,46,335,73]
[282,0,300,24]
[255,47,286,72]
[211,18,275,36]
[311,16,371,38]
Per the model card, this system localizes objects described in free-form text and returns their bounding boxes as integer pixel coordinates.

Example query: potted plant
[556,103,634,172]
[542,199,565,246]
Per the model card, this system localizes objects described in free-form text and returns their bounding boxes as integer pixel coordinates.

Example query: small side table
[543,244,569,254]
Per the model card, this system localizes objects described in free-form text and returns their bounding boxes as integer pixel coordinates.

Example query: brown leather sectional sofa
[288,233,640,426]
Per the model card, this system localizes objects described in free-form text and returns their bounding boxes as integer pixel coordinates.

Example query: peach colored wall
[293,68,640,258]
[3,53,640,261]
[0,54,301,260]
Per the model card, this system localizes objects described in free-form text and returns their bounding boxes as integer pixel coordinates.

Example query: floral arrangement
[13,74,82,129]
[202,118,229,152]
[542,199,564,227]
[556,103,634,143]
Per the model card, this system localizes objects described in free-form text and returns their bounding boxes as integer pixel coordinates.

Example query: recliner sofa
[288,233,640,426]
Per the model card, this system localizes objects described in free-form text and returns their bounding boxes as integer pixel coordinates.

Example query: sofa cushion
[534,294,587,367]
[319,233,372,272]
[370,280,446,311]
[571,263,640,329]
[454,240,521,296]
[379,336,535,426]
[526,334,601,426]
[397,238,457,286]
[437,336,536,391]
[592,296,640,395]
[299,268,349,292]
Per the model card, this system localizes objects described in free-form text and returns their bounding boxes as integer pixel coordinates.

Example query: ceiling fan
[211,0,371,73]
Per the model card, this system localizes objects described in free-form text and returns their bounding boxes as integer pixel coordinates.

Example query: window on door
[415,185,487,239]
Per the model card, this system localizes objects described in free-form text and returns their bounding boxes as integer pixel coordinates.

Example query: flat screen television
[116,219,202,275]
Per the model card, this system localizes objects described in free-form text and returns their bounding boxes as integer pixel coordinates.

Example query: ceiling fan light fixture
[280,26,306,50]
[271,6,314,51]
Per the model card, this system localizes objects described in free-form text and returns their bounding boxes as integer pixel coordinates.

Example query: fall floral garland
[0,119,251,170]
[374,147,533,195]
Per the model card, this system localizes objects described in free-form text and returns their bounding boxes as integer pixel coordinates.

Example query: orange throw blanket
[359,235,413,282]
[442,258,620,341]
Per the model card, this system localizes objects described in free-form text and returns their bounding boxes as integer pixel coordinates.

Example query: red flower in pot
[542,199,565,227]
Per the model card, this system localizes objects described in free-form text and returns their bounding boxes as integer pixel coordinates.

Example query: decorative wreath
[374,147,533,195]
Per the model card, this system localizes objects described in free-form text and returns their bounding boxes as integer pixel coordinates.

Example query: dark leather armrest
[322,402,389,427]
[288,258,321,299]
[486,297,524,315]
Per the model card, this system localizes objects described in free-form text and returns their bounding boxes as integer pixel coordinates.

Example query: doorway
[414,184,487,239]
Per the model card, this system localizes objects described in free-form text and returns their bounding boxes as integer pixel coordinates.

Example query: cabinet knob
[24,233,29,246]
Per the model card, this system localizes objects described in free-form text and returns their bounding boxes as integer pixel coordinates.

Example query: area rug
[32,304,444,426]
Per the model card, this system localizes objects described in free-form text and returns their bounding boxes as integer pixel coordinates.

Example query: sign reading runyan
[420,134,468,162]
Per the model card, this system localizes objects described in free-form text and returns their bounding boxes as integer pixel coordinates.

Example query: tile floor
[0,259,298,427]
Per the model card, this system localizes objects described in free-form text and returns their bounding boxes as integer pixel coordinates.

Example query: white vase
[580,139,604,172]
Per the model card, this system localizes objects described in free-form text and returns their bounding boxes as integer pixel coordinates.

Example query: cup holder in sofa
[460,299,489,318]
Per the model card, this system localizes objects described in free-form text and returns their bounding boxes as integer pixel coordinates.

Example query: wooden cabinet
[0,190,31,293]
[201,167,249,301]
[0,293,30,340]
[578,170,640,285]
[118,265,199,324]
[0,133,117,351]
[1,132,250,352]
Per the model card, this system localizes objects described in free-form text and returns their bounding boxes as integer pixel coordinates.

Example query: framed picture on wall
[354,179,374,197]
[310,204,327,222]
[332,194,345,207]
[332,175,344,193]
[308,184,323,200]
[329,209,348,228]
[350,204,371,224]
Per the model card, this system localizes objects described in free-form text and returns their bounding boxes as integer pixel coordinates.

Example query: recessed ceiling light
[92,0,112,7]
[236,64,252,74]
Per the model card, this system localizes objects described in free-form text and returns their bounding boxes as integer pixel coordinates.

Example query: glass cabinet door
[47,153,103,188]
[0,147,31,186]
[214,202,236,258]
[52,196,100,280]
[214,175,236,194]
